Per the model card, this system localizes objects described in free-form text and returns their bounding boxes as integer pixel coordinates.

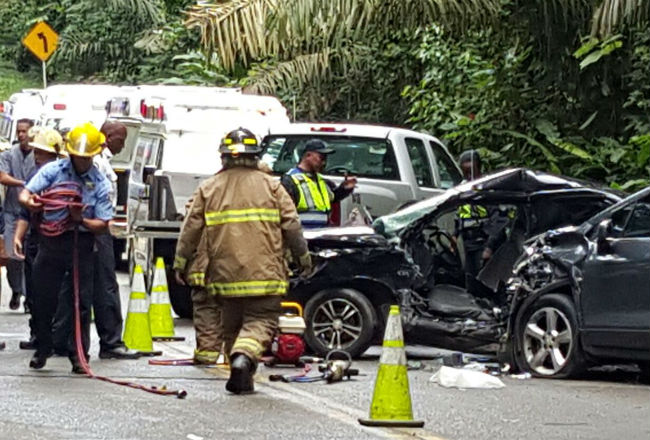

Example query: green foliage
[0,61,41,100]
[403,20,650,191]
[0,0,203,83]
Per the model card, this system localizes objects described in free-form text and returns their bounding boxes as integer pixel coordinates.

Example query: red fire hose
[35,182,186,398]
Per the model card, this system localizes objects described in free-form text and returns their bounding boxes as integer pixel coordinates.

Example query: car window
[261,135,400,180]
[405,137,434,187]
[622,196,650,238]
[532,196,612,234]
[0,115,11,142]
[429,141,462,189]
[131,135,157,183]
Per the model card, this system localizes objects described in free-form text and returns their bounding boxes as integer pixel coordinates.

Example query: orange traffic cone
[123,265,161,356]
[149,257,184,341]
[359,305,424,428]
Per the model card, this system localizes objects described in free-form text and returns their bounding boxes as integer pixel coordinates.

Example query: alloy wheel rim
[523,306,573,376]
[312,298,363,350]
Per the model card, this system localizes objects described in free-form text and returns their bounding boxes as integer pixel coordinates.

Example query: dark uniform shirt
[1,144,35,214]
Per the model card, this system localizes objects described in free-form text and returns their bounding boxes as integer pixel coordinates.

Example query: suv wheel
[514,294,585,378]
[303,288,376,358]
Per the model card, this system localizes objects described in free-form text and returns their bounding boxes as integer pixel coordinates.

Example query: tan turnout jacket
[174,162,305,297]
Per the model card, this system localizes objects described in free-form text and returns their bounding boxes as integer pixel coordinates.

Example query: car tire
[166,268,193,319]
[514,293,585,378]
[303,288,377,358]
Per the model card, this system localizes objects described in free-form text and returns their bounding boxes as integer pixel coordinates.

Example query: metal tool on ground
[359,305,424,428]
[268,349,358,383]
[319,349,359,383]
[149,257,185,341]
[123,265,162,357]
[38,185,183,398]
[264,302,306,367]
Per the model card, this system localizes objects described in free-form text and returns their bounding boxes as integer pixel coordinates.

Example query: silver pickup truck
[261,123,462,222]
[133,122,462,318]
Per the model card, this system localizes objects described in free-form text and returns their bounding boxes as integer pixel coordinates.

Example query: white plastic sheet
[429,366,505,389]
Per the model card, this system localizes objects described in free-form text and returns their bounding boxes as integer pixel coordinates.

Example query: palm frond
[590,0,650,36]
[243,50,331,94]
[185,0,278,70]
[186,0,502,71]
[103,0,164,24]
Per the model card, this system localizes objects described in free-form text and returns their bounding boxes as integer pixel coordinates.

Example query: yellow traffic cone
[359,305,424,428]
[123,265,157,355]
[149,257,185,341]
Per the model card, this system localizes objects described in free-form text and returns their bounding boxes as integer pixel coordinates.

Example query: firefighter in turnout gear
[280,139,356,228]
[173,128,311,394]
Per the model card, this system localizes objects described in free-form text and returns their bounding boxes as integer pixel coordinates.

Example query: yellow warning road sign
[22,21,59,62]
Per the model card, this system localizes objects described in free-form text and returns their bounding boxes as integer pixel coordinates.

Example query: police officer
[280,139,356,228]
[0,118,35,310]
[454,150,510,277]
[173,128,311,394]
[13,127,65,350]
[19,123,113,373]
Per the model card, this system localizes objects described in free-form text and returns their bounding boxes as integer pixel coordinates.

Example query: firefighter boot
[29,351,49,369]
[226,354,255,395]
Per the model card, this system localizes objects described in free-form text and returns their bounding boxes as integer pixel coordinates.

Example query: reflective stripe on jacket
[173,164,303,297]
[288,169,331,228]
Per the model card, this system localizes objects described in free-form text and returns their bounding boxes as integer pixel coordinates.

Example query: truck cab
[260,123,462,223]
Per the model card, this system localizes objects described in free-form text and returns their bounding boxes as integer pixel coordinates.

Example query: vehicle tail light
[53,104,66,110]
[0,103,4,113]
[310,126,346,133]
[140,99,147,117]
[328,202,341,226]
[157,105,165,120]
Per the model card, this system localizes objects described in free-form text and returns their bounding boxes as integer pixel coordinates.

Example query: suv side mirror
[596,219,612,254]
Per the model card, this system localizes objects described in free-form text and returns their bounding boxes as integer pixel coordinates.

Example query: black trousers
[32,232,94,360]
[52,232,124,351]
[92,232,123,350]
[24,230,40,340]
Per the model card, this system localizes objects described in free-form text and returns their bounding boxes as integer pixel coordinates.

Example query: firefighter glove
[298,252,313,278]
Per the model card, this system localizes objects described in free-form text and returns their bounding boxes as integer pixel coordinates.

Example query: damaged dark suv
[289,168,621,358]
[507,186,650,378]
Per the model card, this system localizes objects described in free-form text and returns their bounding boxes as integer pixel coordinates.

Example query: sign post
[22,21,59,89]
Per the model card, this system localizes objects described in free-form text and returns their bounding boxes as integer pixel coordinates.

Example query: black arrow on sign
[37,32,48,53]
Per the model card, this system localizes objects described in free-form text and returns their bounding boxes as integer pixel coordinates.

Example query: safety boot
[70,356,87,375]
[19,338,36,350]
[29,352,49,369]
[226,354,255,394]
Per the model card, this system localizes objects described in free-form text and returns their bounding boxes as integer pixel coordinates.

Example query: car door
[581,194,650,351]
[402,136,441,200]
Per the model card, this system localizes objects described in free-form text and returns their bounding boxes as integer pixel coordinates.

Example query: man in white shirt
[91,121,140,358]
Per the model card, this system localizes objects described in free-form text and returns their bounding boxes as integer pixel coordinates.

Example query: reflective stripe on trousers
[206,280,288,296]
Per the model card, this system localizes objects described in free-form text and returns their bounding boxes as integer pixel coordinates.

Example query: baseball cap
[303,139,335,155]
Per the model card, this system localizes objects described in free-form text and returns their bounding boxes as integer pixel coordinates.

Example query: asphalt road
[1,269,648,440]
